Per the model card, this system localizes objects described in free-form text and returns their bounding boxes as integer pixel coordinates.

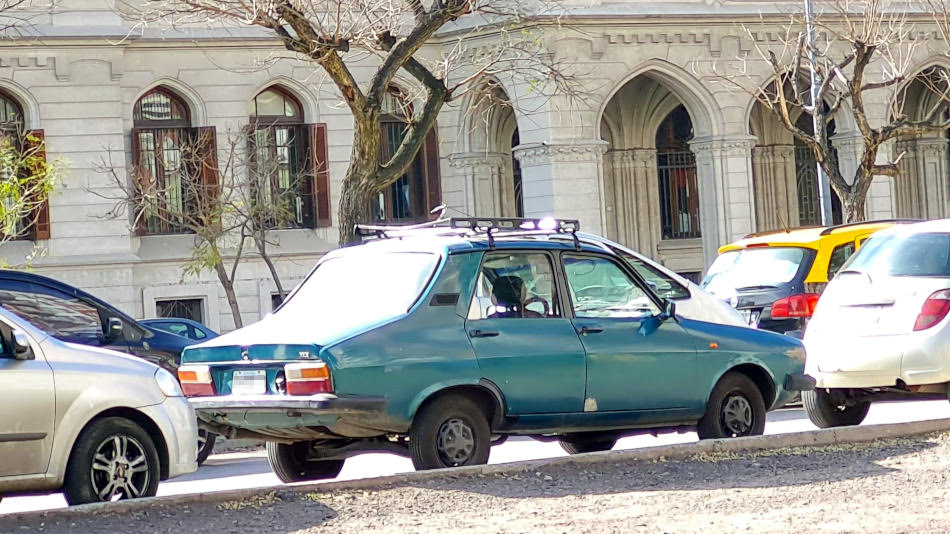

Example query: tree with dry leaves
[134,0,578,244]
[719,0,950,223]
[0,128,64,252]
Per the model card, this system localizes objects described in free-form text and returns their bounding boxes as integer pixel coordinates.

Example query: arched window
[374,89,441,222]
[132,87,216,235]
[793,113,842,226]
[0,91,50,241]
[248,86,330,229]
[656,105,700,239]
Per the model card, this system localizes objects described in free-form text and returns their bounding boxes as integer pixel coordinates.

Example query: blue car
[179,218,813,481]
[142,318,219,342]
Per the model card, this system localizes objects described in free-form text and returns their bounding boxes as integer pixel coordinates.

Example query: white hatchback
[803,219,950,427]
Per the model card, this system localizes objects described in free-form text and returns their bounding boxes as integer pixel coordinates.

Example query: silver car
[0,307,197,505]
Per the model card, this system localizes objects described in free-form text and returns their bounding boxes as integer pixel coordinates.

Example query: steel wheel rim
[90,434,150,501]
[436,418,476,466]
[721,394,754,436]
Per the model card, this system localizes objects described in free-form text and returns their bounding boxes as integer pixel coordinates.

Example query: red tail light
[914,289,950,331]
[284,362,332,395]
[177,365,215,397]
[771,293,820,319]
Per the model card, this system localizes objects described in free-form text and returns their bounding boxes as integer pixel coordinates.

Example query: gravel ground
[7,432,950,534]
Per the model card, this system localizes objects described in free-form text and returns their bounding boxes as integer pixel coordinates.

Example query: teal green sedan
[179,219,813,482]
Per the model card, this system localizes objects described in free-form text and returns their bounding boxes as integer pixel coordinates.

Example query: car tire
[196,428,216,466]
[558,435,617,455]
[266,441,344,483]
[802,389,870,428]
[63,417,161,505]
[408,394,491,470]
[697,372,767,439]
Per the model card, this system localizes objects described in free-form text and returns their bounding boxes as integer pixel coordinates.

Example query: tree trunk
[338,118,382,246]
[842,191,867,224]
[213,259,243,329]
[257,240,285,299]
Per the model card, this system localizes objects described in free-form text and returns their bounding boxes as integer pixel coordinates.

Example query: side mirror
[13,330,34,361]
[106,317,124,342]
[661,300,677,321]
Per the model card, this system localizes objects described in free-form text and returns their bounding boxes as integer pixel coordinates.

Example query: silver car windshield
[841,232,950,278]
[275,251,440,333]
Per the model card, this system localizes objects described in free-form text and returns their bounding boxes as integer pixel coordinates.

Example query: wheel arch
[715,363,777,409]
[78,407,171,481]
[408,379,507,430]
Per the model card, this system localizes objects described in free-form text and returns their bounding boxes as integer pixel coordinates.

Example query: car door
[0,318,55,477]
[465,251,587,414]
[561,252,699,412]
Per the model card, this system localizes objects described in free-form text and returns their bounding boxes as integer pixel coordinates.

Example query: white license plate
[740,309,761,327]
[232,370,266,395]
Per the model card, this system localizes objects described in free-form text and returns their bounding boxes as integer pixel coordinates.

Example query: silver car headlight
[155,368,184,397]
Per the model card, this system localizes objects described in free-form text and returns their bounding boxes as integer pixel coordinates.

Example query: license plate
[740,309,761,327]
[232,370,266,395]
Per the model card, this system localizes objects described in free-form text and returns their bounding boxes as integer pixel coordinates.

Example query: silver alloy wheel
[721,394,754,436]
[90,434,151,501]
[436,418,475,466]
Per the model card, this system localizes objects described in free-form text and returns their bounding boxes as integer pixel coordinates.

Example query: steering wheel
[523,296,550,317]
[574,285,611,301]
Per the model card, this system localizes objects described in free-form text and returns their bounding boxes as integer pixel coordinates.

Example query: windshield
[701,247,807,298]
[275,251,440,335]
[840,232,950,277]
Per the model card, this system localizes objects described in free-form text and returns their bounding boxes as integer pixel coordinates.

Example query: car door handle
[469,329,500,338]
[576,324,605,335]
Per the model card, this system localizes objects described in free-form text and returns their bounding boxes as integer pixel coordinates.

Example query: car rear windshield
[701,247,807,297]
[275,251,440,334]
[840,232,950,277]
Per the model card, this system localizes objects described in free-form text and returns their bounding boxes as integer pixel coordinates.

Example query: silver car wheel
[436,418,475,466]
[90,434,151,501]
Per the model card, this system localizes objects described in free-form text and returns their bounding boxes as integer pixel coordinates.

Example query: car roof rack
[354,217,582,249]
[818,218,922,236]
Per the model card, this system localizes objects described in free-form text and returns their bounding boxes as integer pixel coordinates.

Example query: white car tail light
[914,289,950,331]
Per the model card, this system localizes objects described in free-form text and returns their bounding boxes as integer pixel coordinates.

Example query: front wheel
[63,417,161,505]
[409,394,491,470]
[802,389,870,428]
[697,372,767,439]
[266,441,345,483]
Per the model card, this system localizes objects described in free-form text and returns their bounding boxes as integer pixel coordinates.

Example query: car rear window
[701,247,807,298]
[841,232,950,277]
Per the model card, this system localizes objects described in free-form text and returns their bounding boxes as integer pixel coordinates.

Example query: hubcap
[90,434,150,501]
[721,394,754,436]
[436,418,476,466]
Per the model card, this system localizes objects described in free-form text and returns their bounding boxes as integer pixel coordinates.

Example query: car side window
[0,283,104,344]
[615,250,690,300]
[190,326,207,340]
[468,252,560,319]
[827,242,857,280]
[563,254,660,319]
[164,323,190,338]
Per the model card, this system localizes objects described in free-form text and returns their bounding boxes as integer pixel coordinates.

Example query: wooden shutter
[308,123,331,228]
[25,129,50,240]
[421,124,442,220]
[194,126,219,226]
[129,127,147,236]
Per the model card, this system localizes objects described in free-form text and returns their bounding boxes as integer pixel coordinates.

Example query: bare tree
[135,0,580,244]
[0,128,64,253]
[715,0,950,223]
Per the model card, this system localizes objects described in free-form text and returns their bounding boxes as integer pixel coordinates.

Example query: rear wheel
[802,389,870,428]
[63,417,161,505]
[697,372,767,439]
[196,428,216,466]
[266,441,345,483]
[558,435,617,455]
[409,394,491,470]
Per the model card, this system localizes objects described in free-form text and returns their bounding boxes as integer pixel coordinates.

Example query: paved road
[3,400,949,516]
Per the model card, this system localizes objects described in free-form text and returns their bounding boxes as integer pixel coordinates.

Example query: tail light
[284,362,332,395]
[177,365,215,397]
[771,293,820,319]
[914,289,950,331]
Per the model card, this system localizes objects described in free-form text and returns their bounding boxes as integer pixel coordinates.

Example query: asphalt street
[3,399,949,516]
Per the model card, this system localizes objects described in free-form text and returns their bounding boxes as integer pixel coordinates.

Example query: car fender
[406,378,506,428]
[701,354,779,408]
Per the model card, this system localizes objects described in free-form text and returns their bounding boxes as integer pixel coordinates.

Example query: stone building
[1,0,948,331]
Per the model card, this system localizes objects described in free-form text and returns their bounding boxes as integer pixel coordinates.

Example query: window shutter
[421,125,442,220]
[25,129,50,240]
[129,127,147,236]
[194,126,219,226]
[308,123,331,228]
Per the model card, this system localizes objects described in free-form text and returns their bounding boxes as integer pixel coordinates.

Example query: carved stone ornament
[513,142,609,166]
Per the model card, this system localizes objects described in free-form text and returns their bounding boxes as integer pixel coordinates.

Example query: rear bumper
[784,372,816,392]
[189,393,390,441]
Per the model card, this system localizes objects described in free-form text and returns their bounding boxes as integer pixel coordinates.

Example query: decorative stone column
[603,148,661,257]
[690,137,757,267]
[447,152,511,218]
[513,141,608,234]
[895,136,950,219]
[751,144,796,231]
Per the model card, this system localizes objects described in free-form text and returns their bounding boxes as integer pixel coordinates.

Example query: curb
[8,417,950,523]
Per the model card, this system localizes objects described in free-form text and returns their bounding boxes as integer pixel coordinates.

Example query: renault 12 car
[803,219,950,427]
[702,220,912,335]
[0,306,197,505]
[179,218,813,482]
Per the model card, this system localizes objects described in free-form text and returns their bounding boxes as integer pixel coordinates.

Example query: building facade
[1,0,948,331]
